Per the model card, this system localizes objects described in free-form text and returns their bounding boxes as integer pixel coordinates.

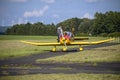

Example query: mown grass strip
[36,44,120,63]
[0,73,120,80]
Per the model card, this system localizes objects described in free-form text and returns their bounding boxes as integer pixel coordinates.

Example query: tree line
[6,11,120,37]
[6,22,57,35]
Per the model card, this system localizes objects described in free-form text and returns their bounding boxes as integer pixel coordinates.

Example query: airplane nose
[60,38,66,44]
[60,38,70,45]
[62,37,66,41]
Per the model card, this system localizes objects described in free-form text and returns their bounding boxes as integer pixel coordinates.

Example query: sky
[0,0,120,26]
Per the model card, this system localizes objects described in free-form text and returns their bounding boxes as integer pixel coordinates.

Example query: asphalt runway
[0,42,120,76]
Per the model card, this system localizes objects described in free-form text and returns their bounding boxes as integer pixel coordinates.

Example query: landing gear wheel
[52,48,56,52]
[63,47,67,52]
[79,47,83,51]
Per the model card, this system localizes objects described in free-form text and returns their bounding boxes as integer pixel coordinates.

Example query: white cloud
[24,5,49,17]
[85,0,102,3]
[10,0,28,2]
[40,0,55,3]
[53,14,59,18]
[83,13,93,19]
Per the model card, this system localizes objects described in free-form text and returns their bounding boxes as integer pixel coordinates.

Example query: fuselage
[59,36,71,45]
[57,27,74,45]
[59,31,74,45]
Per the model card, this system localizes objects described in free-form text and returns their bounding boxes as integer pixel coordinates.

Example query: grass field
[0,35,57,59]
[0,35,120,80]
[0,35,119,60]
[0,73,120,80]
[36,44,120,63]
[0,35,114,59]
[0,35,57,40]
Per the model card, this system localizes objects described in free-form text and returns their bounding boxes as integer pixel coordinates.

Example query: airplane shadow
[43,48,78,53]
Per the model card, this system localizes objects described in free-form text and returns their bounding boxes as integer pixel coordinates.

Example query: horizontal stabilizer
[74,37,89,40]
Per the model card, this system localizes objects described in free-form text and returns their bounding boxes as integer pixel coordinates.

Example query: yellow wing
[21,38,114,46]
[21,40,61,46]
[70,38,114,45]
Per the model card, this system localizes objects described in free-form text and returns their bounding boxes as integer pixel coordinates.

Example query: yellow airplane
[21,27,114,52]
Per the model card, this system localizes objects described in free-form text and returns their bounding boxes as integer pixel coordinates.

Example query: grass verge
[0,40,52,59]
[0,73,120,80]
[36,44,120,63]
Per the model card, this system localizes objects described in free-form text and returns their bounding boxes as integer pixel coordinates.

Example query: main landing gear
[79,45,83,51]
[52,46,56,52]
[62,47,67,52]
[52,46,67,52]
[51,45,83,52]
